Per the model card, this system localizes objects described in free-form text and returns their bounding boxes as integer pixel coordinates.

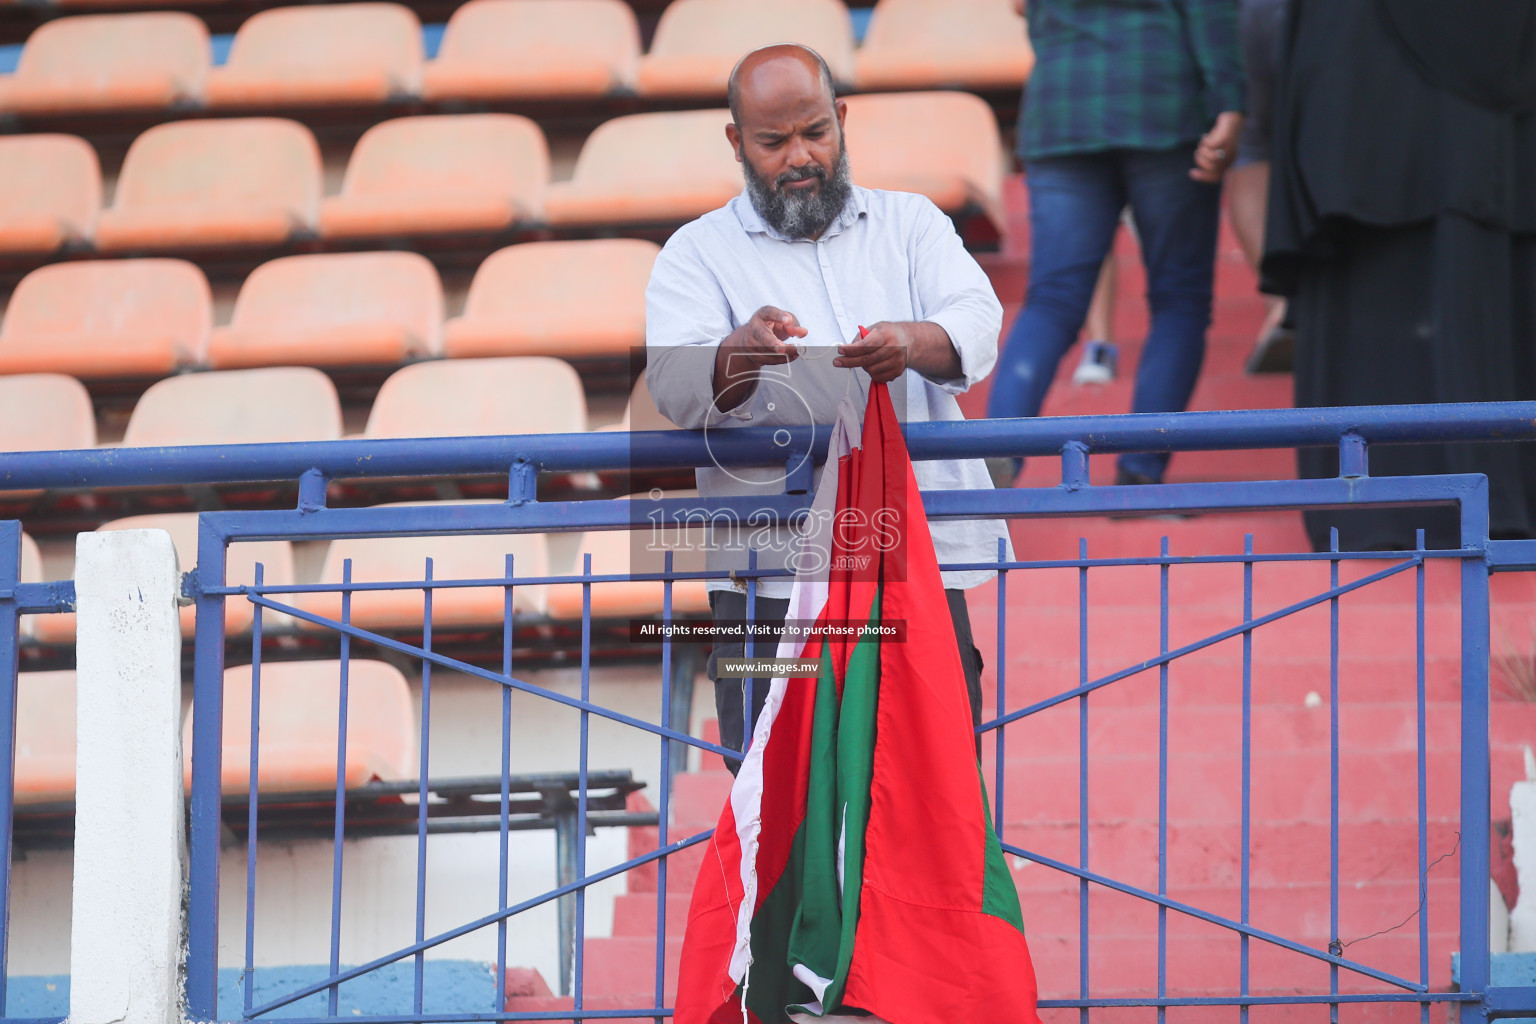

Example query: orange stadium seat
[15,531,44,641]
[543,109,741,227]
[297,503,549,632]
[422,0,640,102]
[854,0,1034,92]
[0,134,100,254]
[843,91,1006,232]
[205,3,423,108]
[122,367,343,446]
[185,660,415,794]
[14,671,76,804]
[0,374,96,451]
[0,13,209,116]
[367,357,588,438]
[320,115,549,240]
[31,513,297,644]
[0,260,209,378]
[443,240,657,360]
[545,497,710,620]
[95,118,321,252]
[205,252,443,369]
[636,0,855,98]
[19,532,42,583]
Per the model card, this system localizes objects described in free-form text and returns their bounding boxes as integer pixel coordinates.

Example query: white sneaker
[1071,340,1119,386]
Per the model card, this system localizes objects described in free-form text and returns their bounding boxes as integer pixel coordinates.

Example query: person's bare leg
[1085,251,1117,345]
[1071,250,1120,385]
[1228,160,1291,370]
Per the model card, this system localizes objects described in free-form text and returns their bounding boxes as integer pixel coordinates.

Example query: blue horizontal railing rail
[2,402,1536,1023]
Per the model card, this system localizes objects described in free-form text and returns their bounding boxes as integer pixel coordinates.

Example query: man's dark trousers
[706,588,986,775]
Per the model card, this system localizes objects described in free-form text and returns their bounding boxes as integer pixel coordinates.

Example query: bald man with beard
[645,44,1011,773]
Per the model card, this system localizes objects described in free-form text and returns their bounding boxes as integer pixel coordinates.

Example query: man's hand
[834,321,962,384]
[712,305,808,412]
[1190,111,1245,183]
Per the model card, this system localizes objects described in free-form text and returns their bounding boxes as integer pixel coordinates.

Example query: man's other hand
[834,321,963,384]
[834,321,909,383]
[712,305,809,411]
[1191,112,1244,183]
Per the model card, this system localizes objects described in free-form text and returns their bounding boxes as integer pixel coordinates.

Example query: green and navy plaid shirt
[1019,0,1246,160]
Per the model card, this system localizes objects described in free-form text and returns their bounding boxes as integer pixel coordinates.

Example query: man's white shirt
[645,184,1013,598]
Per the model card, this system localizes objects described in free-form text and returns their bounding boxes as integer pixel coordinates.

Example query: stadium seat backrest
[19,533,43,584]
[842,91,1005,221]
[545,496,710,620]
[210,2,423,101]
[5,12,209,113]
[215,251,444,364]
[426,0,640,96]
[640,0,854,94]
[103,513,296,637]
[446,239,656,358]
[0,374,96,452]
[0,259,211,377]
[110,118,322,223]
[188,660,415,794]
[302,501,552,627]
[122,366,343,446]
[15,671,76,804]
[339,114,549,218]
[0,134,101,253]
[367,357,587,438]
[30,512,297,643]
[857,0,1033,89]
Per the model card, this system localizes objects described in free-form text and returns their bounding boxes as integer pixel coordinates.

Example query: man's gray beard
[743,146,852,240]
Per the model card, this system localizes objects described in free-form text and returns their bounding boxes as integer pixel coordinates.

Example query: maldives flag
[673,383,1041,1024]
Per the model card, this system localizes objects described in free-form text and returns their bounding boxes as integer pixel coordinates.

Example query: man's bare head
[725,44,851,239]
[727,44,836,126]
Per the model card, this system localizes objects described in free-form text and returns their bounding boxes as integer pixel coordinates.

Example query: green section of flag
[979,769,1027,932]
[744,592,884,1022]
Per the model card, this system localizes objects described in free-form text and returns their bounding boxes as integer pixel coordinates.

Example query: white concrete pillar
[68,530,185,1024]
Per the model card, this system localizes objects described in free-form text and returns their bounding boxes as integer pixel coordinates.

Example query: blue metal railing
[1,402,1536,1023]
[0,523,74,1024]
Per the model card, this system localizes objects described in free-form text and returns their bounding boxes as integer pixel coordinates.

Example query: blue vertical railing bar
[1157,537,1169,1024]
[1241,535,1253,1024]
[1078,536,1089,1024]
[414,559,434,1015]
[329,560,353,1018]
[994,536,1007,835]
[244,562,266,1016]
[575,553,593,1024]
[1329,529,1340,1021]
[655,552,675,1024]
[1415,530,1428,1024]
[498,554,514,1013]
[187,519,231,1020]
[1458,485,1493,1024]
[0,521,23,1017]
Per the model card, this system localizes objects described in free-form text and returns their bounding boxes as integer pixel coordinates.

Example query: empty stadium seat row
[26,496,710,645]
[0,0,1031,117]
[0,356,601,455]
[15,661,415,804]
[0,92,1004,255]
[0,244,654,378]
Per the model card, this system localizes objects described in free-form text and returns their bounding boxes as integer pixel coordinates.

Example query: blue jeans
[986,146,1222,481]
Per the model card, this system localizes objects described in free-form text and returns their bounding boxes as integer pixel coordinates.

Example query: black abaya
[1262,0,1536,552]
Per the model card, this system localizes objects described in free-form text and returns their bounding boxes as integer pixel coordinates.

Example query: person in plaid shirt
[987,0,1245,488]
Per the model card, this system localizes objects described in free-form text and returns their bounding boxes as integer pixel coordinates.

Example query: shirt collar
[732,184,869,242]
